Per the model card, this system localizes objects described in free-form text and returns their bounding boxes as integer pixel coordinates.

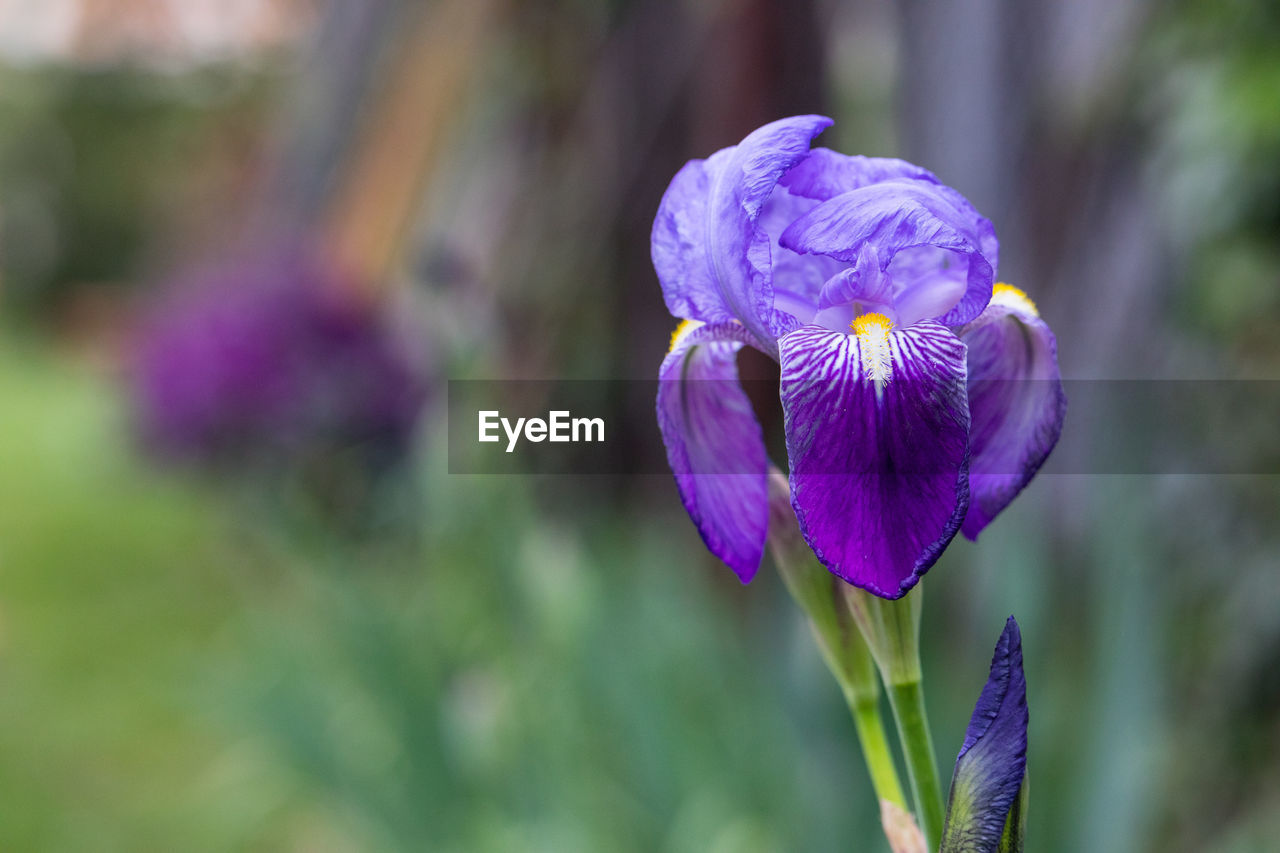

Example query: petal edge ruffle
[651,116,833,351]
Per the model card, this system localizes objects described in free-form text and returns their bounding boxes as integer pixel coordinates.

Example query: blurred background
[2,0,1279,850]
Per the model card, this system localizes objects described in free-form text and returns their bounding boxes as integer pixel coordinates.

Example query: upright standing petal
[657,321,770,582]
[758,185,841,324]
[956,285,1066,540]
[778,321,970,598]
[781,149,941,199]
[940,617,1029,853]
[781,148,999,277]
[651,116,833,351]
[780,181,995,327]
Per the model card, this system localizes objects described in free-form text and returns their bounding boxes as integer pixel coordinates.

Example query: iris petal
[778,322,970,598]
[657,322,770,582]
[780,148,941,199]
[781,148,999,276]
[779,181,995,327]
[651,116,833,352]
[940,617,1029,853]
[957,289,1066,540]
[760,185,841,323]
[816,245,895,312]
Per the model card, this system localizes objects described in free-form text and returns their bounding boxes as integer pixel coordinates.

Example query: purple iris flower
[134,248,426,471]
[939,616,1028,852]
[654,116,1064,597]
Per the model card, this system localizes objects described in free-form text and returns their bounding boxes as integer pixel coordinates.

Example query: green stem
[846,688,907,809]
[845,586,945,848]
[783,567,909,810]
[767,470,908,811]
[886,677,945,851]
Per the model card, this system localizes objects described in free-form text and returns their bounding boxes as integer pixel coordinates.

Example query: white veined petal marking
[852,312,894,397]
[779,323,967,445]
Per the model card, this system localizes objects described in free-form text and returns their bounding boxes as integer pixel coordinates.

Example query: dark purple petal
[657,321,770,582]
[651,116,833,350]
[778,322,970,598]
[941,617,1028,853]
[779,180,996,326]
[957,286,1066,540]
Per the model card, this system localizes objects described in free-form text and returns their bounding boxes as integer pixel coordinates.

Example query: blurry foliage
[0,65,273,315]
[0,338,888,851]
[1148,0,1280,366]
[1130,3,1280,849]
[218,438,889,850]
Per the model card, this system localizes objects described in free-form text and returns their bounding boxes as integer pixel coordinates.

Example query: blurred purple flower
[133,248,426,471]
[653,117,1064,597]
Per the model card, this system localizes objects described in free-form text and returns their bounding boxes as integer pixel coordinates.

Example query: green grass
[0,341,317,851]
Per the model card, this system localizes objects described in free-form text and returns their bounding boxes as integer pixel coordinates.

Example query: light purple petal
[941,616,1028,853]
[760,187,842,325]
[780,149,941,200]
[779,181,995,326]
[778,321,970,598]
[887,246,970,326]
[957,288,1066,540]
[657,321,770,582]
[780,149,999,274]
[651,116,833,350]
[817,244,895,311]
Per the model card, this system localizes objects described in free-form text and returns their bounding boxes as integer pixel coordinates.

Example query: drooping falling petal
[656,321,770,582]
[778,321,970,598]
[940,617,1029,853]
[957,284,1066,540]
[651,115,833,351]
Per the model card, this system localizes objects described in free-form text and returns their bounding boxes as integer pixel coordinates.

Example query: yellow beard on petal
[668,318,704,353]
[852,312,894,388]
[992,282,1039,317]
